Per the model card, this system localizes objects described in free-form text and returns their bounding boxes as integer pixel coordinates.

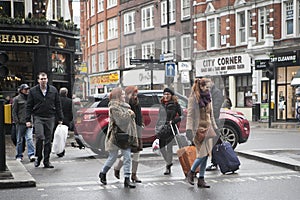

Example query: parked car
[74,90,250,155]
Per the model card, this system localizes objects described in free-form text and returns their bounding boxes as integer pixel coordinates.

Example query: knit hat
[163,88,174,96]
[19,84,30,90]
[125,86,138,95]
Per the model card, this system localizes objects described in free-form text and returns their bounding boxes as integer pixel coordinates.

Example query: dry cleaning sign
[195,54,251,76]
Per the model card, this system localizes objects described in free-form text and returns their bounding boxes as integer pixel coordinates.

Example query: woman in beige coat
[186,78,218,188]
[99,87,138,188]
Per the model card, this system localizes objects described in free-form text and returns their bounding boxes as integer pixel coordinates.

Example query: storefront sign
[270,52,298,66]
[255,59,270,70]
[122,69,165,86]
[0,34,39,44]
[90,72,119,85]
[195,54,251,76]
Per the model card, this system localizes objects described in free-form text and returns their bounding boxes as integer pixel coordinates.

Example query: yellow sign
[0,34,39,44]
[90,72,119,84]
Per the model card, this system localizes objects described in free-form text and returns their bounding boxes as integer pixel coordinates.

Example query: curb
[0,160,36,189]
[236,150,300,171]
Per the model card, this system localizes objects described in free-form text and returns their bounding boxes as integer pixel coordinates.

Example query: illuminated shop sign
[270,52,298,66]
[195,54,251,76]
[0,34,39,44]
[90,72,119,85]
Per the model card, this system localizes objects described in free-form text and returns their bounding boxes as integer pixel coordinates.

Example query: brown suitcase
[177,146,199,177]
[170,124,199,177]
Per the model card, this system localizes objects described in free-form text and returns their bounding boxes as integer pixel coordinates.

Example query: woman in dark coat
[155,88,182,175]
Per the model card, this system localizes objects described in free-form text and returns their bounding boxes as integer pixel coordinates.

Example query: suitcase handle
[170,123,181,148]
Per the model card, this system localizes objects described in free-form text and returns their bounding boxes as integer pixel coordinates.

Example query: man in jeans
[26,72,63,168]
[12,84,35,162]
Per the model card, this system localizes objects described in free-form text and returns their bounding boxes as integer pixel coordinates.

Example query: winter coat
[60,96,73,127]
[26,84,63,122]
[186,94,218,158]
[128,98,143,151]
[12,93,28,124]
[105,100,138,151]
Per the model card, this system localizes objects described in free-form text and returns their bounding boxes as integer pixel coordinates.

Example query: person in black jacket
[59,87,73,129]
[26,72,63,168]
[155,88,183,175]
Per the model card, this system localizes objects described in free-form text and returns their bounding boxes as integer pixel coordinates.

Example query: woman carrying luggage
[98,87,138,188]
[185,78,218,188]
[155,88,183,175]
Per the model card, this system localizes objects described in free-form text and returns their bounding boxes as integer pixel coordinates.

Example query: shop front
[89,71,120,96]
[0,25,78,99]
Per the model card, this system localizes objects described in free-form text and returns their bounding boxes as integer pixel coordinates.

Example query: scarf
[199,91,211,108]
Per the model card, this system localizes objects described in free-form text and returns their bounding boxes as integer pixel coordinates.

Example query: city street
[1,124,300,199]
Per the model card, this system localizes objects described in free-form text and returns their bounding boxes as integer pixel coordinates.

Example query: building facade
[193,0,300,122]
[0,0,79,99]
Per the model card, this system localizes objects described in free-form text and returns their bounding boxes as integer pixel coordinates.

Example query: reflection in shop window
[52,52,66,73]
[236,75,252,107]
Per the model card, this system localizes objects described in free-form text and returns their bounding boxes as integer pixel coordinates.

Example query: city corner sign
[195,54,251,76]
[0,34,40,44]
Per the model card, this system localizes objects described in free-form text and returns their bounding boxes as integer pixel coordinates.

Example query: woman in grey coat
[99,87,138,188]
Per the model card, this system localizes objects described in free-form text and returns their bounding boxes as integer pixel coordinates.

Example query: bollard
[0,99,6,171]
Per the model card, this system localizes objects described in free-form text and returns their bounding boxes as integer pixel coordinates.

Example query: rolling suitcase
[170,124,199,177]
[212,141,240,174]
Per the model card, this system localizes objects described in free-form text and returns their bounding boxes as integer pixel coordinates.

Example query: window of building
[0,0,25,18]
[124,45,136,68]
[161,37,176,56]
[258,7,270,41]
[98,0,104,12]
[108,49,118,70]
[98,52,105,72]
[142,42,155,59]
[236,75,252,107]
[181,35,191,60]
[91,54,97,73]
[285,1,294,35]
[108,17,118,40]
[107,0,117,9]
[90,0,95,16]
[124,11,135,34]
[181,0,190,20]
[237,11,246,44]
[161,0,176,25]
[142,5,154,30]
[207,17,220,49]
[91,25,96,45]
[98,22,104,43]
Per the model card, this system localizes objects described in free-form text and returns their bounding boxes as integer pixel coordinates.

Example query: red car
[74,90,250,155]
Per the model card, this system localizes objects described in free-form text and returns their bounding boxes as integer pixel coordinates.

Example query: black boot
[99,172,107,185]
[197,177,210,188]
[124,177,136,188]
[187,171,195,185]
[164,163,173,175]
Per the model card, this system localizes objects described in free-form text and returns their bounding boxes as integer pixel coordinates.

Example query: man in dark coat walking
[26,72,63,168]
[59,87,73,129]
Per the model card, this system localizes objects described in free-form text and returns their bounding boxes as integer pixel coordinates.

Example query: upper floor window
[108,17,118,40]
[207,17,220,49]
[90,0,95,16]
[124,45,136,68]
[108,49,118,70]
[142,42,155,59]
[258,7,270,41]
[236,10,251,45]
[285,1,294,35]
[98,0,104,12]
[181,0,190,20]
[181,35,191,60]
[142,5,154,30]
[98,52,105,72]
[0,0,25,18]
[161,37,176,56]
[91,25,96,45]
[107,0,117,9]
[91,54,97,73]
[124,11,135,34]
[161,0,176,25]
[98,22,104,43]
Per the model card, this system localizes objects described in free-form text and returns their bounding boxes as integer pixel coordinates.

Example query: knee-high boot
[131,161,141,183]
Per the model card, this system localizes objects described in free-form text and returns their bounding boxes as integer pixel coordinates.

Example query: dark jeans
[34,116,55,164]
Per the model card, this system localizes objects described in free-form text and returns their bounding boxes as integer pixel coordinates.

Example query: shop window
[52,52,67,74]
[236,75,252,107]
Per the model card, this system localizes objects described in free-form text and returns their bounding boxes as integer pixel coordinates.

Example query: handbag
[156,124,173,140]
[114,124,133,149]
[195,126,216,143]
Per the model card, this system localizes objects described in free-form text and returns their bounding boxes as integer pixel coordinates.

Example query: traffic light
[0,52,9,77]
[266,61,274,79]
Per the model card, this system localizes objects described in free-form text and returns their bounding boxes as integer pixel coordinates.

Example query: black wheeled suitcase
[212,141,240,174]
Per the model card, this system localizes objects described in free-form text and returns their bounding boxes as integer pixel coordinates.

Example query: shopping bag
[152,139,161,155]
[51,124,68,154]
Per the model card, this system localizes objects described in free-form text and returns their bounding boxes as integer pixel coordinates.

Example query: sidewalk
[1,122,300,189]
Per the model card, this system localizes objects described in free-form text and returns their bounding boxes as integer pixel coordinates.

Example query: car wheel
[221,124,238,149]
[91,131,108,157]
